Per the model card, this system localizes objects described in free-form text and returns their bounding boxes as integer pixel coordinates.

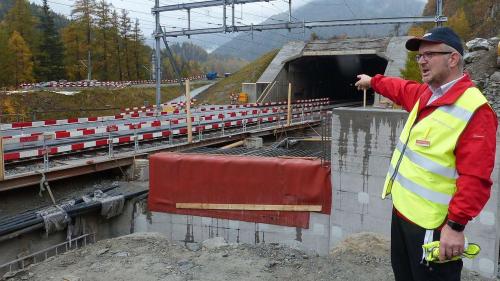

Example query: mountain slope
[212,0,426,60]
[196,49,279,104]
[0,0,69,30]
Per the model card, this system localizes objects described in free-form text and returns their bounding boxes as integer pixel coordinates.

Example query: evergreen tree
[119,9,132,80]
[7,31,34,86]
[36,0,65,81]
[132,18,146,80]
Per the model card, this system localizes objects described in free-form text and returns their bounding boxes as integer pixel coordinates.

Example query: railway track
[0,99,360,191]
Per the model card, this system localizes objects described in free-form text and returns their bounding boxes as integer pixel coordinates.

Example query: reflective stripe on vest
[382,87,488,229]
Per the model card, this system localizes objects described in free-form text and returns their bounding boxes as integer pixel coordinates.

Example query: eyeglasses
[415,51,452,62]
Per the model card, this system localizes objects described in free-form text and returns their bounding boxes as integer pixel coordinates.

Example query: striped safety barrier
[3,110,319,161]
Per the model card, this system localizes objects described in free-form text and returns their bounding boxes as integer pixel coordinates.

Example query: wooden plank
[287,82,292,126]
[176,203,322,212]
[186,79,193,143]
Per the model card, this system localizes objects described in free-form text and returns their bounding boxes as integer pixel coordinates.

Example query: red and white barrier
[3,107,320,161]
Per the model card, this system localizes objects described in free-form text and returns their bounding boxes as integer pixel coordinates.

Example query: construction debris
[1,232,489,281]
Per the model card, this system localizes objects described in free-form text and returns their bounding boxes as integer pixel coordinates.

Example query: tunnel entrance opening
[287,54,388,105]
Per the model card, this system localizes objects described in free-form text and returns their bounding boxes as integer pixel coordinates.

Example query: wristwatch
[447,220,465,232]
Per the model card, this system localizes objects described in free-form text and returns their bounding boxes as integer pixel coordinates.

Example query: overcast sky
[31,0,317,45]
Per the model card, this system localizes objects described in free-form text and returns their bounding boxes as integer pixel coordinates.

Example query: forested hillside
[166,42,247,78]
[0,0,152,87]
[400,0,498,82]
[0,0,247,89]
[423,0,499,40]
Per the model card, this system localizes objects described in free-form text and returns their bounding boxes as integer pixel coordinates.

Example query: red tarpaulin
[148,152,332,228]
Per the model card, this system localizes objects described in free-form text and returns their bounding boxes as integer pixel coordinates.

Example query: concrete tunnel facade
[252,37,410,105]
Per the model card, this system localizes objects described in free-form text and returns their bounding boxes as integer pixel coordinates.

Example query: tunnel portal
[287,54,388,104]
[255,37,406,106]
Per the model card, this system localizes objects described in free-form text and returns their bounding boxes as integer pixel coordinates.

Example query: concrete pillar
[127,159,149,182]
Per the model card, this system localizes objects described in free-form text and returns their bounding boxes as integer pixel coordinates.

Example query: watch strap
[447,219,465,232]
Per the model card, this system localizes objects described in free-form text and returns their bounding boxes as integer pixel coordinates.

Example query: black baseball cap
[405,27,464,55]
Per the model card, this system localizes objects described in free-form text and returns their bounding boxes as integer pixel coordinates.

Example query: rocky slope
[465,37,500,114]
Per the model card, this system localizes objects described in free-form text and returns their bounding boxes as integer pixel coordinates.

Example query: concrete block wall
[134,209,332,255]
[329,107,500,279]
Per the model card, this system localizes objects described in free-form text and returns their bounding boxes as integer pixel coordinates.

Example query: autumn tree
[72,0,96,80]
[400,26,425,82]
[447,7,472,40]
[0,24,11,87]
[4,0,38,49]
[7,31,34,86]
[94,0,111,80]
[61,22,85,81]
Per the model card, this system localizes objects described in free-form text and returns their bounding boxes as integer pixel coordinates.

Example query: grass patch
[0,84,207,122]
[196,49,279,104]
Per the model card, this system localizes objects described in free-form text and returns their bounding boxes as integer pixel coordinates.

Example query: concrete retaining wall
[0,198,138,271]
[134,202,332,255]
[330,107,500,279]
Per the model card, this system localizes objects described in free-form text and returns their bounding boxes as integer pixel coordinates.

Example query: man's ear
[449,53,460,68]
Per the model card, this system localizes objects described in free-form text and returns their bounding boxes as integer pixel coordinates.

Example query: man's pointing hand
[355,74,372,91]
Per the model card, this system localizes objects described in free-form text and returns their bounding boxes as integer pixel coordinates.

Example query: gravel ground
[2,232,493,281]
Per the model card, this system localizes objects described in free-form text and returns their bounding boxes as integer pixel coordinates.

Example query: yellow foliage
[7,31,34,85]
[407,26,425,37]
[446,8,472,40]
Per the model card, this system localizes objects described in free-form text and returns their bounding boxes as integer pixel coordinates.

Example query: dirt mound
[331,232,389,257]
[2,232,491,281]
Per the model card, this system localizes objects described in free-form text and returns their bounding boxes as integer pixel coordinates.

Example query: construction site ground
[3,232,492,281]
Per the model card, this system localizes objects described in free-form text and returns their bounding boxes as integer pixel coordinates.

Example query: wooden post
[186,79,193,143]
[287,82,292,126]
[0,137,4,181]
[363,89,367,108]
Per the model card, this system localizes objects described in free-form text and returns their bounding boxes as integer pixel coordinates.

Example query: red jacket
[371,74,497,226]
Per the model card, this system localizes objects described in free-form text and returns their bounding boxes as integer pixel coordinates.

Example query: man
[355,27,497,281]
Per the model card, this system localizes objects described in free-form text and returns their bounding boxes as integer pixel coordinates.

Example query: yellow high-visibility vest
[382,87,488,229]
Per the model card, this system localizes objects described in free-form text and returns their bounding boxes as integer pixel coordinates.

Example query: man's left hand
[439,224,465,261]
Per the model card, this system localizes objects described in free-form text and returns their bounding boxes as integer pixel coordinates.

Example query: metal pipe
[232,0,235,31]
[223,0,227,32]
[288,0,291,23]
[187,8,191,38]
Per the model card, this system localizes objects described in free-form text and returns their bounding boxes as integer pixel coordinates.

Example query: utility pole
[154,0,162,113]
[151,51,156,81]
[151,0,447,108]
[86,0,92,81]
[436,0,443,27]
